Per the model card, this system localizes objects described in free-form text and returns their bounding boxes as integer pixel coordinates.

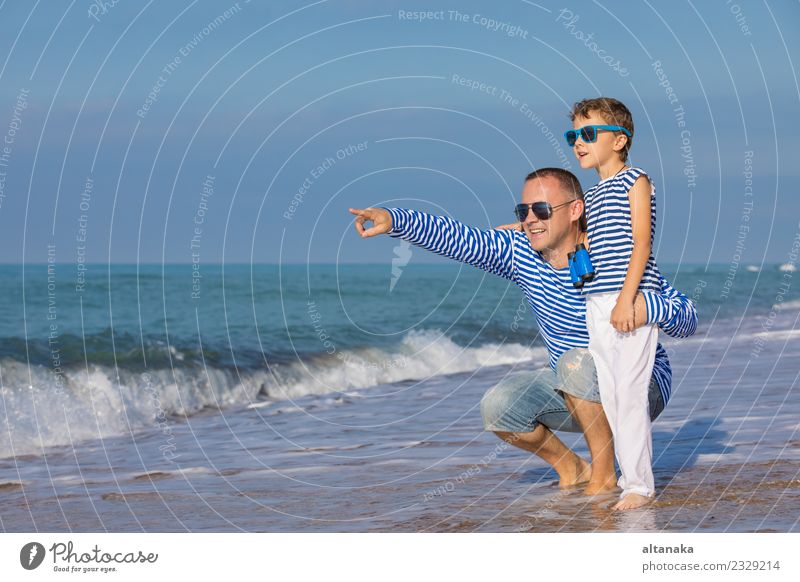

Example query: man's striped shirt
[385,208,697,405]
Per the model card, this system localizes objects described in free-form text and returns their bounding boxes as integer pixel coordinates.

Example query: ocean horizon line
[0,261,781,267]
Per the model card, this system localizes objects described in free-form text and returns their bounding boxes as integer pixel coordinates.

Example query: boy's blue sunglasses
[564,125,632,147]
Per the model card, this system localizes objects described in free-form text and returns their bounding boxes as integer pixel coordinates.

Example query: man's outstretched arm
[348,207,517,281]
[640,278,698,339]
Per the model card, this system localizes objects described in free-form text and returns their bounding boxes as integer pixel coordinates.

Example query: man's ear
[572,198,585,222]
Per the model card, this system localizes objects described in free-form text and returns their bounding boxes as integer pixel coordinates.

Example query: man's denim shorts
[480,347,665,433]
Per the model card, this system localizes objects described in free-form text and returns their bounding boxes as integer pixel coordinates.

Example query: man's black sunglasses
[514,200,575,222]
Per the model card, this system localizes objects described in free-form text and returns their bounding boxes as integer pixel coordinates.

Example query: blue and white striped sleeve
[384,208,516,280]
[642,278,698,338]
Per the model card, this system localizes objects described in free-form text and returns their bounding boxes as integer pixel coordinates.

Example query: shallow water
[2,297,798,532]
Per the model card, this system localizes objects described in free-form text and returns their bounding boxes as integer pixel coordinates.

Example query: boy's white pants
[585,291,659,499]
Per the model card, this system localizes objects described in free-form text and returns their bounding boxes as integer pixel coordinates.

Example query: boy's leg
[612,321,659,507]
[558,347,666,496]
[587,291,658,506]
[585,293,621,484]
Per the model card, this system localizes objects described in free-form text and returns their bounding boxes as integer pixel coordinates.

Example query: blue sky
[0,0,797,265]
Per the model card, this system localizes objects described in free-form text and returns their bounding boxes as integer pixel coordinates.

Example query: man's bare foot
[558,456,591,488]
[583,476,618,496]
[612,493,653,510]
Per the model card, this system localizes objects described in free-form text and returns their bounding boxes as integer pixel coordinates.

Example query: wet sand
[2,307,799,532]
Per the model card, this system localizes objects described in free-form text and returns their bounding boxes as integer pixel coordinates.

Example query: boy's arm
[611,175,653,333]
[348,207,517,280]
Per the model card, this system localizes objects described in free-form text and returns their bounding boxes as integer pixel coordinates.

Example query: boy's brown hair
[569,97,634,162]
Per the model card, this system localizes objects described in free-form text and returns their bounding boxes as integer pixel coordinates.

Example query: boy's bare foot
[558,456,592,488]
[612,493,653,510]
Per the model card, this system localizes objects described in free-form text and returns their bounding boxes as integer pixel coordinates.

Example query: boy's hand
[348,207,392,238]
[611,298,635,333]
[495,222,522,231]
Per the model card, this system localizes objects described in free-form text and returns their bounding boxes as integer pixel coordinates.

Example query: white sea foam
[732,328,800,343]
[260,329,546,400]
[0,330,546,458]
[774,299,800,311]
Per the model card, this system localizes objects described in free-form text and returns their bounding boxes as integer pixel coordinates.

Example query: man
[348,168,696,506]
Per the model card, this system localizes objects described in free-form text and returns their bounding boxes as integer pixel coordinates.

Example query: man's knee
[556,347,592,376]
[479,385,513,430]
[648,380,666,421]
[556,348,601,402]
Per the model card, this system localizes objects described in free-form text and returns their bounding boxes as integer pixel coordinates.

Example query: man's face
[519,176,581,253]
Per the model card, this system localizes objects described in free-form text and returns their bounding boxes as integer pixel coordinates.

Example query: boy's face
[571,111,628,170]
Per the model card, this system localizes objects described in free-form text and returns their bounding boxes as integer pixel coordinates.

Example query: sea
[1,262,798,532]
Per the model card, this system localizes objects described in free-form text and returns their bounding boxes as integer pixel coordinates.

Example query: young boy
[566,97,663,510]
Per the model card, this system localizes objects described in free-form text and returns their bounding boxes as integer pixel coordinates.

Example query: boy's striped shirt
[582,167,663,294]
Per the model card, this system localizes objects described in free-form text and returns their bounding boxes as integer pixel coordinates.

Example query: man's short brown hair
[569,97,634,162]
[524,167,586,232]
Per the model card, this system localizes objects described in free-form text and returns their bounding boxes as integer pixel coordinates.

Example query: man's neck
[541,238,578,270]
